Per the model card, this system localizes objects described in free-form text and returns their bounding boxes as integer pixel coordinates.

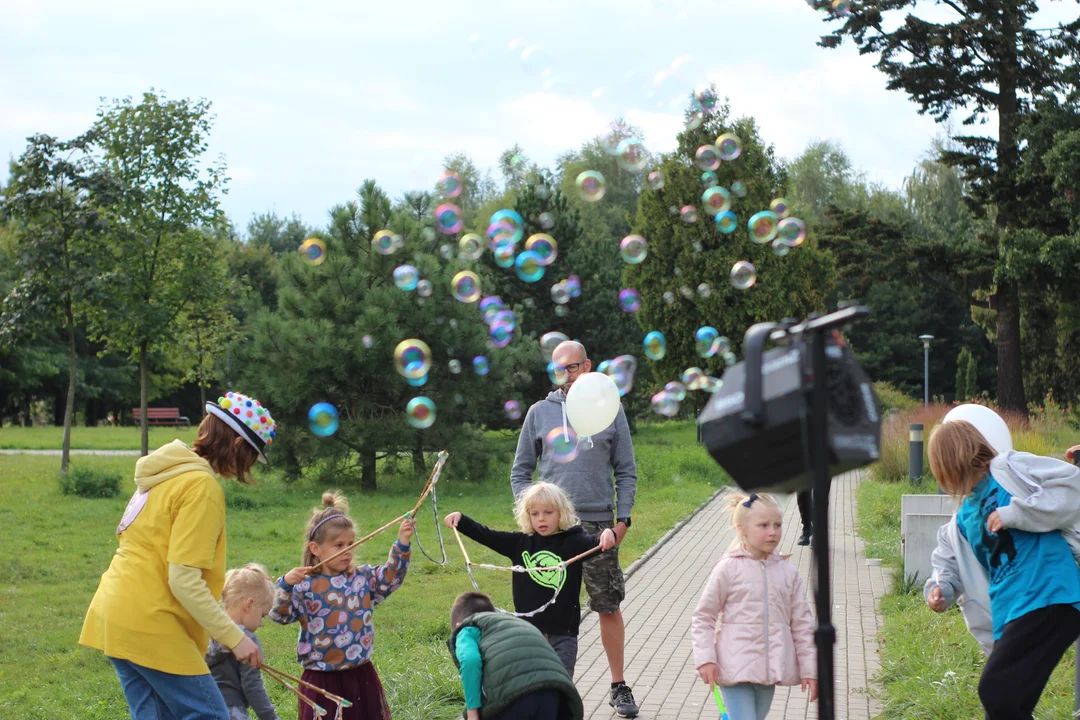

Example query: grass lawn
[856,478,1077,719]
[0,420,724,720]
[0,425,198,450]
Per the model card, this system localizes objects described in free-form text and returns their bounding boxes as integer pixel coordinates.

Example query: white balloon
[565,372,621,437]
[942,404,1013,455]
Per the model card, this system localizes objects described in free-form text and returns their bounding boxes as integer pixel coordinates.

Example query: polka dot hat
[205,391,277,464]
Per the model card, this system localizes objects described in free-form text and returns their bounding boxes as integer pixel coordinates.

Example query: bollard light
[909,423,924,484]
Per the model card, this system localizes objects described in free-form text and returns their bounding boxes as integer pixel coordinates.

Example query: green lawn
[0,420,724,720]
[855,477,1077,719]
[0,425,198,450]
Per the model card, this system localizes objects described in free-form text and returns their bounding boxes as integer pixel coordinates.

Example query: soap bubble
[680,205,699,224]
[730,261,757,290]
[394,339,432,379]
[308,403,339,437]
[540,331,570,356]
[551,282,571,304]
[479,296,505,324]
[778,217,807,247]
[406,396,436,429]
[459,233,484,260]
[448,359,462,374]
[724,350,738,366]
[618,288,641,312]
[451,271,482,303]
[438,171,463,198]
[748,211,780,244]
[515,250,546,282]
[504,400,523,420]
[652,390,681,417]
[616,139,648,172]
[682,366,707,390]
[439,244,454,259]
[701,171,719,187]
[548,361,569,386]
[665,381,688,401]
[772,239,789,256]
[300,238,326,265]
[372,230,401,255]
[715,133,742,161]
[416,279,433,297]
[538,212,555,229]
[362,335,374,349]
[696,326,721,358]
[731,181,748,198]
[488,209,525,245]
[555,304,569,317]
[545,426,580,464]
[643,331,666,361]
[435,203,464,234]
[524,233,558,266]
[407,373,428,387]
[489,322,514,348]
[770,198,791,218]
[697,282,712,297]
[702,376,723,393]
[576,171,607,202]
[393,265,419,291]
[662,291,675,305]
[647,171,665,190]
[492,309,517,332]
[702,186,732,215]
[695,145,721,171]
[472,356,490,375]
[493,241,516,268]
[565,275,582,298]
[619,235,648,264]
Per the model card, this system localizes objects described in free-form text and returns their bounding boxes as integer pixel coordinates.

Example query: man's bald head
[552,340,591,391]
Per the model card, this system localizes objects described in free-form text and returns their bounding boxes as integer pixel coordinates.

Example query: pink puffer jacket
[691,546,816,686]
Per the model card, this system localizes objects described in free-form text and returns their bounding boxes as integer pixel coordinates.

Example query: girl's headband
[309,513,346,540]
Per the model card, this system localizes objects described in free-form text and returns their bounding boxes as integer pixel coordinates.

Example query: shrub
[59,467,122,499]
[874,381,920,413]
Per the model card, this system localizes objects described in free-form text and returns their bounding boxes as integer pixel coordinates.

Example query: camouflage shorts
[580,520,626,614]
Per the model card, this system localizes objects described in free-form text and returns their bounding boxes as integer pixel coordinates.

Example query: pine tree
[955,348,974,401]
[241,180,532,490]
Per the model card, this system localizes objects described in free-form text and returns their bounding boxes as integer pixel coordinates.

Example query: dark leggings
[489,690,561,720]
[978,604,1080,720]
[797,490,813,529]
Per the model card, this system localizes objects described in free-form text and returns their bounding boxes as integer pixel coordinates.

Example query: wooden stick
[263,668,327,716]
[452,524,472,566]
[310,451,449,572]
[452,526,605,572]
[261,663,352,708]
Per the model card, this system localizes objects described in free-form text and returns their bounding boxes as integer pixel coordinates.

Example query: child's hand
[466,710,481,720]
[986,509,1003,533]
[444,512,462,529]
[398,518,415,544]
[696,662,720,686]
[599,528,616,552]
[283,567,312,586]
[926,586,947,613]
[802,678,818,702]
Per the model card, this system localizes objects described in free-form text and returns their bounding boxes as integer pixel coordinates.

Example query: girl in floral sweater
[272,491,413,720]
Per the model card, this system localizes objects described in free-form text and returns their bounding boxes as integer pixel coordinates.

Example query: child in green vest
[448,592,584,720]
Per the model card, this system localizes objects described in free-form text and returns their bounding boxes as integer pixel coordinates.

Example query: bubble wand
[712,683,729,720]
[309,451,449,573]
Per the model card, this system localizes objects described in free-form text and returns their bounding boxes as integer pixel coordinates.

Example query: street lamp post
[919,335,934,406]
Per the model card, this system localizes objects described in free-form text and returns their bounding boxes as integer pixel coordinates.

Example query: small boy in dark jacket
[448,592,583,720]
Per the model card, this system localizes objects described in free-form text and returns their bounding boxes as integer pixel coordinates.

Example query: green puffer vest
[447,612,583,720]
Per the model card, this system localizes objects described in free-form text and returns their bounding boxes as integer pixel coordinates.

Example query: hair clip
[742,493,759,508]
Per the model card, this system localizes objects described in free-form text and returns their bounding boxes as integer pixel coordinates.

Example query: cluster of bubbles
[550,274,582,306]
[597,355,638,397]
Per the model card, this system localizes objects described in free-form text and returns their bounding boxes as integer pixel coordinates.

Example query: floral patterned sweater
[270,540,410,671]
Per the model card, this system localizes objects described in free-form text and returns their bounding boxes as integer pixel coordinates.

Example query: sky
[2,0,1076,233]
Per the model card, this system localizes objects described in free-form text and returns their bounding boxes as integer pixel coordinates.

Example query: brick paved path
[574,471,888,719]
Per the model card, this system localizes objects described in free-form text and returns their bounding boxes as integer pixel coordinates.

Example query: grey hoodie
[924,450,1080,655]
[205,628,279,720]
[510,390,637,521]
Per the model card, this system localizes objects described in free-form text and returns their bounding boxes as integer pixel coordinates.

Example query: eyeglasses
[562,361,586,373]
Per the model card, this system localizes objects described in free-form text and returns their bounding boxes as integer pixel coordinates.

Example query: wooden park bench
[132,407,191,428]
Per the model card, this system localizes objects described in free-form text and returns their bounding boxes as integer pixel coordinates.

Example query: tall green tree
[0,133,108,469]
[816,0,1080,412]
[246,210,310,256]
[88,90,231,455]
[626,98,836,405]
[241,180,532,490]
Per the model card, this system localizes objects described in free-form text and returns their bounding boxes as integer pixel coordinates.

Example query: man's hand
[927,586,947,613]
[697,662,720,686]
[444,512,462,529]
[986,510,1003,534]
[613,522,628,545]
[231,635,263,667]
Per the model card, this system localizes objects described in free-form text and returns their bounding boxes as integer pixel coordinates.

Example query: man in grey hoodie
[510,341,640,718]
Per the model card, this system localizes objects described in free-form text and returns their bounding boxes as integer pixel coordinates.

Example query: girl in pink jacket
[691,492,817,720]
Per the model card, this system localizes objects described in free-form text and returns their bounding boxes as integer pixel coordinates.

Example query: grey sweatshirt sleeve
[239,633,279,720]
[510,407,540,500]
[923,521,960,608]
[610,406,637,518]
[995,453,1080,532]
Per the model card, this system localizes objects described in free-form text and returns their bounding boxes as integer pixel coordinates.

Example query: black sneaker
[610,683,639,718]
[798,525,812,546]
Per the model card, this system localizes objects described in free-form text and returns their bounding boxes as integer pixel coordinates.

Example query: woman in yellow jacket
[80,391,277,720]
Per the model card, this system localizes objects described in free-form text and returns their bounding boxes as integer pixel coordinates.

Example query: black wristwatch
[617,517,632,529]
